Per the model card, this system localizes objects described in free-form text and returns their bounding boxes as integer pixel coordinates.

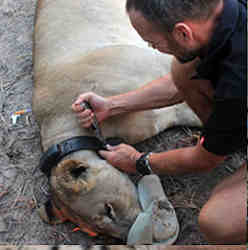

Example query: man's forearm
[148,145,225,175]
[108,72,183,117]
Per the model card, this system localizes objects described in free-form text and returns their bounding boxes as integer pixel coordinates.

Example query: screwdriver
[80,101,107,147]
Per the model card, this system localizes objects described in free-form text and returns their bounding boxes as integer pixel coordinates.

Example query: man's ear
[172,22,193,44]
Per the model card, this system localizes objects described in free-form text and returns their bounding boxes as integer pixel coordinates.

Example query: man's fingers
[72,103,80,112]
[106,144,124,151]
[79,119,93,128]
[77,109,93,119]
[74,95,88,105]
[106,145,115,151]
[74,109,93,127]
[79,116,93,124]
[72,102,86,112]
[99,150,113,160]
[72,93,93,110]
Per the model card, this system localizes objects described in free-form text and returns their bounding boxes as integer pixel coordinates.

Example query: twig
[19,135,37,141]
[11,183,25,209]
[182,126,193,137]
[0,113,8,127]
[3,81,13,89]
[16,229,27,246]
[225,166,235,173]
[31,186,38,208]
[0,190,8,200]
[0,80,3,92]
[40,185,49,196]
[168,175,176,186]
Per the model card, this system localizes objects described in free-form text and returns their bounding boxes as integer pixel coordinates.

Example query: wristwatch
[136,152,153,175]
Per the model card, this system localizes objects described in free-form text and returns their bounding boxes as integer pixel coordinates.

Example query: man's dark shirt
[194,0,247,155]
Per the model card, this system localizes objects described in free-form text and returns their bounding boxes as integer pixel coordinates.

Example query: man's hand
[99,144,142,174]
[72,92,111,128]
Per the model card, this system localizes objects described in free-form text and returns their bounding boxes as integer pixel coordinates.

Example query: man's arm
[72,72,183,127]
[149,142,225,175]
[99,142,225,175]
[108,72,183,117]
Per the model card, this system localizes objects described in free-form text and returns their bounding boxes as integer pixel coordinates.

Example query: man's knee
[198,180,247,244]
[198,202,228,243]
[198,203,246,244]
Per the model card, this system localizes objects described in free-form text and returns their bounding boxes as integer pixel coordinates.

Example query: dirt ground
[0,246,247,250]
[0,0,246,246]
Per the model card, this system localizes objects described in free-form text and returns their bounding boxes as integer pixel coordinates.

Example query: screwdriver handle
[80,101,97,130]
[80,101,93,111]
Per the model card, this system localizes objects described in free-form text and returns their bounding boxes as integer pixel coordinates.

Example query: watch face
[136,153,151,175]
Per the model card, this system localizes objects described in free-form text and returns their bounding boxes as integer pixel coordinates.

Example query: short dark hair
[126,0,221,32]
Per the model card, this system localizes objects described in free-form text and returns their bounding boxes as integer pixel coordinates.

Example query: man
[72,0,247,244]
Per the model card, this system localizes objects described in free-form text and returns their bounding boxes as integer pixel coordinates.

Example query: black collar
[39,136,125,177]
[39,136,105,177]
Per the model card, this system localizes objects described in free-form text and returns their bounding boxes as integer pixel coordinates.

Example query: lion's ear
[51,159,95,195]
